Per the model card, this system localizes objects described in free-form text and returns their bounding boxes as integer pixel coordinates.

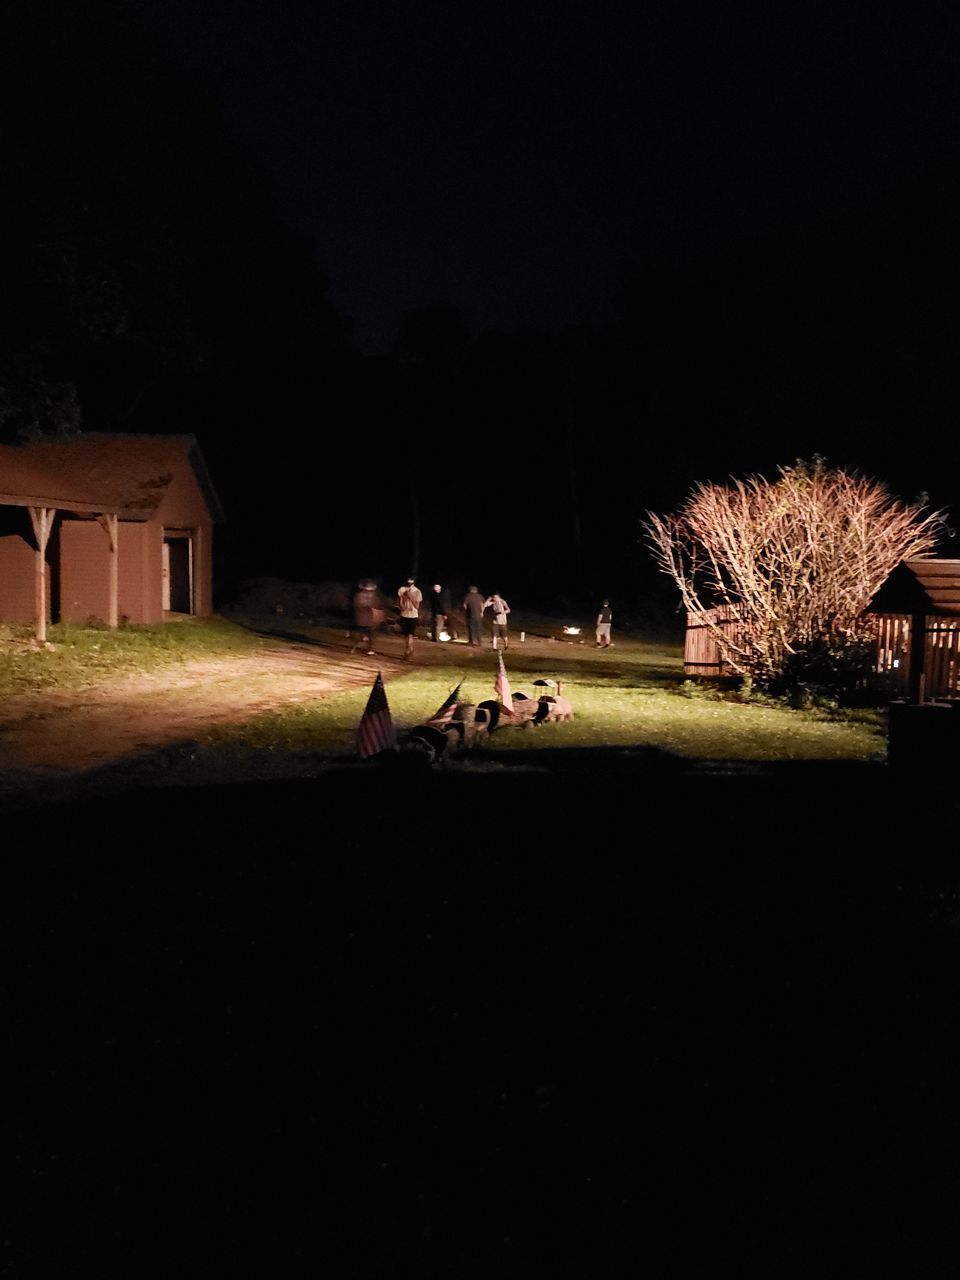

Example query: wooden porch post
[27,506,55,645]
[96,513,119,628]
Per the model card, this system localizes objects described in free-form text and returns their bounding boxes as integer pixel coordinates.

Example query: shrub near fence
[685,605,960,701]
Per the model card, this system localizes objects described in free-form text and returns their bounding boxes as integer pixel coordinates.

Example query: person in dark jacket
[463,585,485,647]
[429,583,451,641]
[595,600,613,647]
[350,580,383,654]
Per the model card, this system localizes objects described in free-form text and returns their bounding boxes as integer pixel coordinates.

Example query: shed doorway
[163,531,194,615]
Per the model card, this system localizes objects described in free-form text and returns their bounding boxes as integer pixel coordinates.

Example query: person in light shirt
[397,577,423,660]
[483,592,510,649]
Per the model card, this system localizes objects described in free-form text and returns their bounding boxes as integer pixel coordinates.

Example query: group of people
[351,577,615,657]
[350,578,513,657]
[464,586,511,649]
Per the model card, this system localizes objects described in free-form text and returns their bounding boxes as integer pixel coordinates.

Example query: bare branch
[643,463,947,687]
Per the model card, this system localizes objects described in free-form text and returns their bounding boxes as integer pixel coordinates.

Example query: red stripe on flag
[426,680,462,729]
[357,671,396,758]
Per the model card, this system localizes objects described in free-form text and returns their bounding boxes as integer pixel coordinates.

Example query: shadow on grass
[4,735,939,853]
[243,624,341,649]
[6,750,958,1280]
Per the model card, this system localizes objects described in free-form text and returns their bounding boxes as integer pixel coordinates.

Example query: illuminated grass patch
[173,642,886,782]
[0,616,263,694]
[2,621,885,799]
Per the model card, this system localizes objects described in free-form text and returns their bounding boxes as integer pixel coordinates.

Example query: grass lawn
[143,612,886,785]
[0,615,263,694]
[0,611,887,795]
[210,659,884,759]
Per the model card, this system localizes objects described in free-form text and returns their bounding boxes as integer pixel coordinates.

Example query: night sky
[131,0,960,350]
[6,0,960,610]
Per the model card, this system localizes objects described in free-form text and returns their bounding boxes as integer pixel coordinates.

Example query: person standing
[350,579,382,655]
[484,592,510,649]
[429,582,451,642]
[595,599,613,647]
[397,576,423,660]
[463,585,485,647]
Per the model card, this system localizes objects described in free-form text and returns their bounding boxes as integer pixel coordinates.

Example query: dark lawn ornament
[402,723,450,765]
[474,699,502,733]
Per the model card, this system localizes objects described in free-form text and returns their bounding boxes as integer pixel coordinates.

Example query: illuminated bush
[645,459,946,694]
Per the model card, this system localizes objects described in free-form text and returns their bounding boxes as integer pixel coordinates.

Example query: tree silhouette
[0,0,350,444]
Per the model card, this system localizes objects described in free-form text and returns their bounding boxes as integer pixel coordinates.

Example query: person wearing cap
[483,592,510,649]
[397,576,423,659]
[595,599,613,648]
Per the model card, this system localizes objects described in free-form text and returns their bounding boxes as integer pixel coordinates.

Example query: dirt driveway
[0,637,403,789]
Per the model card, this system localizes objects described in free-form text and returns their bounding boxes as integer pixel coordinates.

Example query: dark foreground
[4,755,960,1277]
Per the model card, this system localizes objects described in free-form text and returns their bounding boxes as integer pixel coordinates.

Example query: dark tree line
[0,0,350,445]
[354,184,960,623]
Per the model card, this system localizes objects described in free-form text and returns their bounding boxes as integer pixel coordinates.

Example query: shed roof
[868,558,960,617]
[0,433,224,522]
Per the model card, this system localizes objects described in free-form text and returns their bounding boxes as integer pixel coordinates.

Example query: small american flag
[426,680,462,730]
[356,671,396,759]
[495,651,514,715]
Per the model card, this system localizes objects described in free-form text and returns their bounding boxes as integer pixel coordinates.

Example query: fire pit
[553,625,585,643]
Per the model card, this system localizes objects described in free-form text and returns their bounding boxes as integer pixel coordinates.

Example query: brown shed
[866,558,960,703]
[0,433,223,637]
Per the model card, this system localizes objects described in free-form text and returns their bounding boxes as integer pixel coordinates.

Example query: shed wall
[60,520,112,624]
[59,519,168,624]
[192,522,213,615]
[159,464,207,527]
[117,522,143,623]
[157,464,214,616]
[141,522,164,623]
[0,533,49,621]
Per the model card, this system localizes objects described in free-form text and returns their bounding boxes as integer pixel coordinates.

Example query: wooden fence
[682,604,749,676]
[872,613,911,698]
[684,606,960,701]
[921,619,960,700]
